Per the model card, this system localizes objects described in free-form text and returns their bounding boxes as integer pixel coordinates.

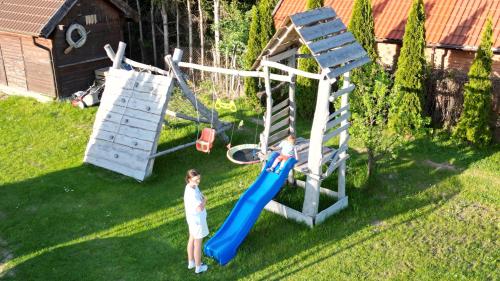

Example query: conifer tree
[349,0,378,113]
[259,0,276,50]
[388,0,428,136]
[348,0,377,61]
[454,18,493,145]
[243,5,261,105]
[348,0,395,179]
[296,0,323,119]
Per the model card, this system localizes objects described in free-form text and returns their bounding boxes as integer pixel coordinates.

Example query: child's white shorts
[188,217,209,239]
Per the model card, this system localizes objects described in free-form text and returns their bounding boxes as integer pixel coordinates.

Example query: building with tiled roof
[0,0,137,99]
[273,0,499,138]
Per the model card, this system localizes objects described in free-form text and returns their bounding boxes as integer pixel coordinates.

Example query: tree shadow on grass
[0,160,257,281]
[0,131,496,280]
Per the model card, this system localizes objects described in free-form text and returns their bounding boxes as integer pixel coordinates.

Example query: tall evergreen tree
[296,0,323,119]
[349,0,378,111]
[258,0,276,50]
[243,5,261,105]
[348,0,377,61]
[243,0,277,106]
[348,0,400,179]
[453,18,494,145]
[388,0,428,136]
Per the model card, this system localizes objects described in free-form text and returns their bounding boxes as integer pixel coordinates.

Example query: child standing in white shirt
[184,169,209,274]
[266,134,299,174]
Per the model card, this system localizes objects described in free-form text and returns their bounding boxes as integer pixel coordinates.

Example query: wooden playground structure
[84,7,369,227]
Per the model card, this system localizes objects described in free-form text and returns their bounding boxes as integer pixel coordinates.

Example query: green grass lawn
[0,96,498,280]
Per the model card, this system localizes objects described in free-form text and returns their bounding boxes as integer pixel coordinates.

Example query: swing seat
[196,128,216,153]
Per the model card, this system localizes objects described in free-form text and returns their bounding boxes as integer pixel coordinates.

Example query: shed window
[85,14,98,25]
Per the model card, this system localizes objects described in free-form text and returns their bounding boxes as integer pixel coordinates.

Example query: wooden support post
[105,43,169,75]
[302,76,331,217]
[288,55,297,135]
[260,61,273,155]
[112,42,127,69]
[145,76,175,177]
[338,72,350,199]
[288,55,297,185]
[265,200,314,228]
[177,62,292,82]
[165,49,229,142]
[165,110,209,124]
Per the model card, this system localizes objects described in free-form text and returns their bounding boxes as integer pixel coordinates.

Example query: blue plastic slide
[204,152,297,265]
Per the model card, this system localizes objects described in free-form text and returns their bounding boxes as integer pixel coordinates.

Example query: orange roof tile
[274,0,500,51]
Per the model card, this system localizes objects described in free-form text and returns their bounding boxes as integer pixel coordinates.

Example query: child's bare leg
[271,158,280,169]
[187,235,194,263]
[194,238,203,266]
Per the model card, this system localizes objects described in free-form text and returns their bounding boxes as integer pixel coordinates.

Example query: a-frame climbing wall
[84,68,174,181]
[84,42,229,181]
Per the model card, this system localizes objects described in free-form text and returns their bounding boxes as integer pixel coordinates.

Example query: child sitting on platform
[266,134,299,174]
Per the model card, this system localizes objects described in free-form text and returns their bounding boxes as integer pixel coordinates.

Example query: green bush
[388,0,429,136]
[348,0,377,61]
[453,18,493,145]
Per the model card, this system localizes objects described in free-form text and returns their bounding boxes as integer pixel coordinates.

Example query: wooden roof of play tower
[254,7,370,80]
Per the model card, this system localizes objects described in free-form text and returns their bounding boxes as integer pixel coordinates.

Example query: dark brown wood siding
[0,44,7,85]
[22,37,57,96]
[52,0,124,97]
[0,32,56,97]
[0,34,27,90]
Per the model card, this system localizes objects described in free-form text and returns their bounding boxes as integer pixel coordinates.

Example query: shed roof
[255,7,370,81]
[0,0,138,38]
[274,0,500,52]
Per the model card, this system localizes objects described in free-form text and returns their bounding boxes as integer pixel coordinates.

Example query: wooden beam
[165,51,228,142]
[322,123,349,143]
[268,127,290,146]
[325,112,350,131]
[261,65,273,154]
[288,56,297,136]
[177,61,292,82]
[270,118,290,134]
[337,72,351,199]
[302,78,331,217]
[295,179,339,198]
[290,7,336,27]
[145,75,175,178]
[267,25,297,56]
[299,18,346,42]
[105,44,169,75]
[112,42,127,69]
[271,107,290,123]
[315,197,348,225]
[264,200,314,228]
[256,81,288,99]
[149,140,197,159]
[316,43,367,69]
[261,60,322,80]
[272,98,290,113]
[165,110,210,124]
[329,84,355,102]
[326,56,371,80]
[308,32,356,55]
[267,48,298,62]
[323,154,349,179]
[328,105,350,121]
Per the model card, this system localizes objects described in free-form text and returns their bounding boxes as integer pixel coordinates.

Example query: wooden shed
[0,0,138,100]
